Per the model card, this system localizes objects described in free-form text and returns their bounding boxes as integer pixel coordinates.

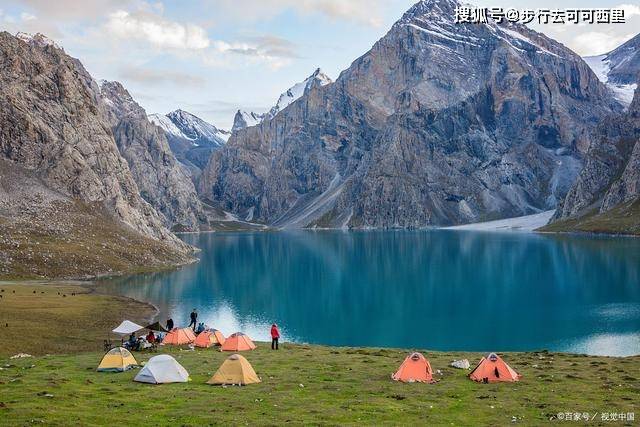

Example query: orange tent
[209,329,226,346]
[392,352,434,383]
[163,328,196,346]
[220,332,256,351]
[469,353,521,383]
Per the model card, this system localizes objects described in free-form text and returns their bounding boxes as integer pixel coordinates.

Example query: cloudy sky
[0,0,638,129]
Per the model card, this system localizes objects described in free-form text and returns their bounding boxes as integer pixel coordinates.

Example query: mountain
[0,32,193,278]
[99,82,206,232]
[199,0,618,228]
[583,33,640,106]
[231,68,332,132]
[149,109,229,180]
[546,83,640,234]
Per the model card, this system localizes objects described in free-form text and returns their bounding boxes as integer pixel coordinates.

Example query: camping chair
[103,339,114,352]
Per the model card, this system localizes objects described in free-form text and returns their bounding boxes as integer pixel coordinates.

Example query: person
[270,323,280,350]
[189,309,197,331]
[146,330,156,343]
[126,332,138,351]
[196,322,205,334]
[166,318,174,331]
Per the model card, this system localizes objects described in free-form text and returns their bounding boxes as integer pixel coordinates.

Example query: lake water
[99,230,640,356]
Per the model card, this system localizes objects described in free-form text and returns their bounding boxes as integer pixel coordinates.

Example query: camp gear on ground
[133,355,189,384]
[97,347,137,372]
[220,332,256,351]
[392,352,435,383]
[450,359,471,369]
[162,328,196,345]
[112,320,144,335]
[469,353,521,383]
[207,354,261,385]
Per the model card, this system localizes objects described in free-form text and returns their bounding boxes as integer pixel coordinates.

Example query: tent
[392,352,434,383]
[97,347,137,372]
[194,330,215,348]
[209,329,226,346]
[162,328,196,345]
[112,320,144,335]
[220,332,256,351]
[194,329,225,348]
[133,355,189,384]
[144,322,168,333]
[469,353,521,383]
[207,354,261,385]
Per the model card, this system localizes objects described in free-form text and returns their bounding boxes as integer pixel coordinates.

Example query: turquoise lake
[100,230,640,356]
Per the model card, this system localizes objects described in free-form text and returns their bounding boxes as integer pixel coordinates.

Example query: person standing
[189,309,198,331]
[166,318,174,331]
[270,323,280,350]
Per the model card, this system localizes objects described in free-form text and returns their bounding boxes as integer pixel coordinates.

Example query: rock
[0,31,190,252]
[100,82,207,231]
[10,353,32,359]
[199,0,618,228]
[450,359,471,369]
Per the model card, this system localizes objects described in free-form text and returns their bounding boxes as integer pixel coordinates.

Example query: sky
[0,0,638,129]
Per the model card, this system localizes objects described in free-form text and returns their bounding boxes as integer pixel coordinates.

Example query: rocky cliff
[0,31,194,277]
[149,110,228,182]
[100,82,206,231]
[199,0,619,228]
[548,83,640,233]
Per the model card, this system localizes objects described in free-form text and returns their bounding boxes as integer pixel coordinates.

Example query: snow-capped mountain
[149,109,230,179]
[15,32,62,50]
[150,109,230,147]
[201,0,618,229]
[232,68,332,132]
[583,33,640,107]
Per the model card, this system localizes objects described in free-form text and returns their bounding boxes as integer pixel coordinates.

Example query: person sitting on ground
[156,332,163,343]
[196,322,205,334]
[271,323,280,350]
[166,318,174,331]
[146,330,156,343]
[189,309,198,331]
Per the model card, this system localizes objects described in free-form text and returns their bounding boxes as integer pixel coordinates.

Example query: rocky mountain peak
[164,109,229,146]
[15,32,62,50]
[99,80,147,120]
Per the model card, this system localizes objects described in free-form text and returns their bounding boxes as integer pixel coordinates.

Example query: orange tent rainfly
[469,353,521,383]
[392,352,435,383]
[209,329,226,346]
[163,328,196,346]
[220,332,256,351]
[194,329,225,348]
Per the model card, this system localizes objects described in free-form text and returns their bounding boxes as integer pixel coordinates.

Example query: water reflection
[99,230,640,356]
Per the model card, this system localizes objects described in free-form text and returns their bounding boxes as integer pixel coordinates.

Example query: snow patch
[444,210,555,232]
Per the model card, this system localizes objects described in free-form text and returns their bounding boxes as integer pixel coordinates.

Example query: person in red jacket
[270,323,280,350]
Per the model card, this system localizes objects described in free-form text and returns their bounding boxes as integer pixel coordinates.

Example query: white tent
[112,320,145,335]
[134,355,189,384]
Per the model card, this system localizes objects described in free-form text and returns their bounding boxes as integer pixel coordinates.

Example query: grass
[540,200,640,236]
[0,284,639,425]
[0,283,155,356]
[0,345,638,425]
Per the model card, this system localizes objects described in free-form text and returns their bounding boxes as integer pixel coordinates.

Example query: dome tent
[220,332,256,351]
[469,353,521,383]
[134,355,189,384]
[207,354,261,385]
[392,352,435,383]
[97,347,137,372]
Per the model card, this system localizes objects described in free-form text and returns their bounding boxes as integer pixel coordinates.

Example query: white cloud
[570,31,637,56]
[617,3,640,17]
[105,10,210,50]
[210,0,386,27]
[20,12,37,21]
